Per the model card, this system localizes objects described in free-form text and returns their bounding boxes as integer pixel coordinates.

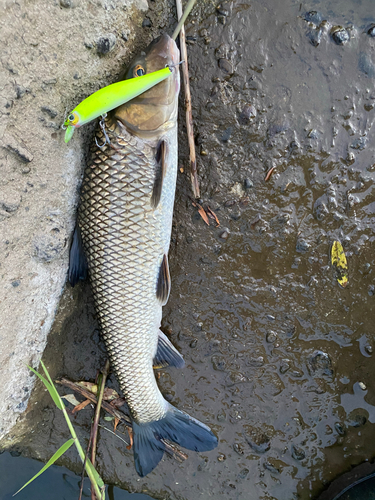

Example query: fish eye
[68,114,75,121]
[134,64,145,77]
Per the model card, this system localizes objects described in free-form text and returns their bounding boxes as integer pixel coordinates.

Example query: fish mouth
[113,34,180,135]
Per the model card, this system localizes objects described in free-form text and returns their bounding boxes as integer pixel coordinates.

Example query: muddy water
[5,0,375,499]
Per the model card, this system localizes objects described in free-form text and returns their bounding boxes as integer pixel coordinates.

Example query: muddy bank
[2,0,375,499]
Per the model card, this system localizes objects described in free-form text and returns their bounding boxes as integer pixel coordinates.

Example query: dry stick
[90,360,110,500]
[57,378,188,463]
[174,0,200,199]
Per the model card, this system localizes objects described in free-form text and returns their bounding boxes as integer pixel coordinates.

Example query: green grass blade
[13,438,75,496]
[85,457,105,489]
[27,365,64,410]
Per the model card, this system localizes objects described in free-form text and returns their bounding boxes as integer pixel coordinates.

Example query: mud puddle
[2,0,375,498]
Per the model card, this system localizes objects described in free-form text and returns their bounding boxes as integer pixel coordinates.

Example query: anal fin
[68,225,88,287]
[153,330,185,369]
[156,254,170,305]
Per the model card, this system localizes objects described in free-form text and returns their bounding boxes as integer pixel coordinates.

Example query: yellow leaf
[331,240,348,287]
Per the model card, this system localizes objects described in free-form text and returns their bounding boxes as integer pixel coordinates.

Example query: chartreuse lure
[63,67,172,143]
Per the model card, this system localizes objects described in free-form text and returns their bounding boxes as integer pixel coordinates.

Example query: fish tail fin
[132,404,218,477]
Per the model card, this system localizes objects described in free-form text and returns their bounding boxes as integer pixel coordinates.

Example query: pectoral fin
[156,254,170,305]
[151,140,167,209]
[153,330,185,369]
[68,225,88,287]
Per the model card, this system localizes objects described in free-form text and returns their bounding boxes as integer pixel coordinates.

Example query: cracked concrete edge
[0,0,153,445]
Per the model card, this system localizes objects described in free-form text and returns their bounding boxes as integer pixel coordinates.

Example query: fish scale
[78,119,174,423]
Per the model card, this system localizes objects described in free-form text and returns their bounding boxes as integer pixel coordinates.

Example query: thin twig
[90,360,110,500]
[98,424,129,447]
[172,0,197,40]
[57,378,188,462]
[175,0,200,199]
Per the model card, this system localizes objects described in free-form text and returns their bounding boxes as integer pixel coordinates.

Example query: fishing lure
[63,66,172,143]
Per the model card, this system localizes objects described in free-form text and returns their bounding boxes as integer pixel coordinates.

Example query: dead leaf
[206,206,220,227]
[331,240,349,288]
[126,427,133,450]
[61,394,81,407]
[103,387,120,402]
[77,381,98,394]
[114,417,120,433]
[109,397,126,409]
[196,203,209,225]
[72,398,91,414]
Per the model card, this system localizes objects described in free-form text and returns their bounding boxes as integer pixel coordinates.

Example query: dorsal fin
[156,254,170,305]
[153,330,185,369]
[151,140,167,209]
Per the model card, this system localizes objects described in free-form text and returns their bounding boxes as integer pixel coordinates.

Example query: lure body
[64,67,172,143]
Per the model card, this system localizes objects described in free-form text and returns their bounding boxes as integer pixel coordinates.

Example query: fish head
[114,34,180,136]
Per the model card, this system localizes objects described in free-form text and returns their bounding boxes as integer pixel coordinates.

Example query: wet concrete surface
[3,0,375,498]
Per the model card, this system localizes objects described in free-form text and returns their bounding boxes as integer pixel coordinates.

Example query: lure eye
[68,114,75,121]
[134,65,145,77]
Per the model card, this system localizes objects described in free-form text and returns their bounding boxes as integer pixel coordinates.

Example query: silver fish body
[79,120,177,424]
[69,34,217,476]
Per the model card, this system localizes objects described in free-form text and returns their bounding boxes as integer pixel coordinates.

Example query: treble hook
[95,113,111,149]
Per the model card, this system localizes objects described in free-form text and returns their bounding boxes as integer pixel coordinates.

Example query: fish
[69,34,218,477]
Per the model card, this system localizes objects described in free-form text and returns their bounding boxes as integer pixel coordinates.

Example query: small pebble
[11,280,20,287]
[217,409,226,422]
[218,58,233,75]
[239,105,257,124]
[280,360,291,374]
[60,0,72,7]
[238,468,249,479]
[217,453,226,462]
[266,331,277,343]
[351,137,367,150]
[331,26,350,45]
[304,11,322,25]
[347,413,367,428]
[233,443,244,455]
[365,345,373,355]
[216,4,229,16]
[367,24,375,37]
[97,34,116,55]
[244,178,253,189]
[219,230,229,240]
[359,382,367,390]
[291,444,305,461]
[334,423,346,436]
[189,339,197,348]
[307,28,323,47]
[296,238,310,253]
[142,18,152,28]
